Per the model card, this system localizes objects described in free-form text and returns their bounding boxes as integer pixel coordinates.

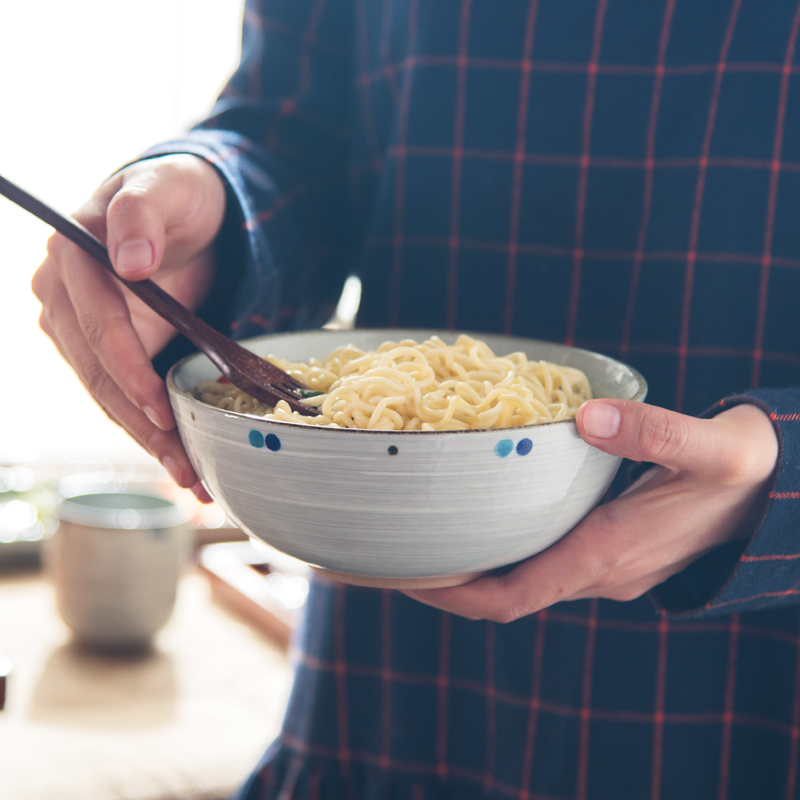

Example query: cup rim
[57,491,190,530]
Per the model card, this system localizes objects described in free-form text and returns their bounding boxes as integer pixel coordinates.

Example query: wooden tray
[197,541,310,650]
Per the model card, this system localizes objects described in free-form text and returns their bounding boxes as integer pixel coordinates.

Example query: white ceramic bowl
[168,330,646,588]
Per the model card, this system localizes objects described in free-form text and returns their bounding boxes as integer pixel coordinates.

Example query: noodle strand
[194,335,592,430]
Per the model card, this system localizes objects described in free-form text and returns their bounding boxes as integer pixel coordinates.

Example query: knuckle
[97,400,120,427]
[639,409,689,461]
[82,359,113,400]
[130,418,170,459]
[107,188,149,224]
[494,607,521,624]
[129,421,158,456]
[31,267,48,301]
[573,507,627,591]
[490,580,534,624]
[589,503,619,539]
[79,313,108,352]
[584,508,620,569]
[45,231,65,260]
[589,554,618,592]
[93,399,162,461]
[499,590,540,623]
[38,311,53,338]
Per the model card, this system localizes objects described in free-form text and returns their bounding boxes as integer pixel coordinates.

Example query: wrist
[710,403,778,544]
[713,403,778,486]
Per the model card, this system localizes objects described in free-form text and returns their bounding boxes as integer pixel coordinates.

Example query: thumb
[105,156,217,281]
[105,182,168,281]
[575,398,715,473]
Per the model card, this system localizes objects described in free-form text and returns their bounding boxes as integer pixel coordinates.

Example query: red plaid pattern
[138,1,800,797]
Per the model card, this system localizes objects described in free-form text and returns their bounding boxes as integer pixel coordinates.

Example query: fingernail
[116,239,153,276]
[143,405,163,429]
[582,401,621,439]
[163,456,186,487]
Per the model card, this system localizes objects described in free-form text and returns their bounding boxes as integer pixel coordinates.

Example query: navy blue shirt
[144,1,800,797]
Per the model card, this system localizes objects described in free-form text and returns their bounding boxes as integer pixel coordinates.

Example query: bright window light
[0,0,245,465]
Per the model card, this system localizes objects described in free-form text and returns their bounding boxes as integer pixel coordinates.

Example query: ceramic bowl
[167,330,647,588]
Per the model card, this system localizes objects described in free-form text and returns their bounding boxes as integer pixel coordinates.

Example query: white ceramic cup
[49,492,190,649]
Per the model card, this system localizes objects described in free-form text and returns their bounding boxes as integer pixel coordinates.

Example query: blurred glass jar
[49,491,191,650]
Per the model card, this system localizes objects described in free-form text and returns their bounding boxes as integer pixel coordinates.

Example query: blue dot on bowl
[265,433,282,452]
[494,439,514,458]
[248,430,264,448]
[516,438,533,456]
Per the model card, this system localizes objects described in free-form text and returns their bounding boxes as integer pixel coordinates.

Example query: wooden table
[0,569,293,800]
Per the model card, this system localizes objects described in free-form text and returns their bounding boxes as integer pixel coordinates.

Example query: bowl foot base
[310,567,488,589]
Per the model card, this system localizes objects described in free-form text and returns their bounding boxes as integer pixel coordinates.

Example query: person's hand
[404,399,779,621]
[32,154,226,501]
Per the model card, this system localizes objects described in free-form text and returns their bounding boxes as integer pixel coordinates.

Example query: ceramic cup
[49,492,190,649]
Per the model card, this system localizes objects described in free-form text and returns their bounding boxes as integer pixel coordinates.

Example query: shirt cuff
[649,388,800,618]
[123,129,291,376]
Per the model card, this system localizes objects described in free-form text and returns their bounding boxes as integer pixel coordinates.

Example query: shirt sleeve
[649,388,800,618]
[141,0,356,377]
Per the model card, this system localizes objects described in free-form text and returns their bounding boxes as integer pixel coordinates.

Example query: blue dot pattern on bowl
[248,431,282,452]
[495,438,533,457]
[494,440,514,457]
[516,438,533,456]
[265,434,282,452]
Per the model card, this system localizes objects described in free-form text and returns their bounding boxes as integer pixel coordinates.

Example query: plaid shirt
[144,1,800,797]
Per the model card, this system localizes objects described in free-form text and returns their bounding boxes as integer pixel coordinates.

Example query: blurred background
[0,0,244,465]
[0,3,308,799]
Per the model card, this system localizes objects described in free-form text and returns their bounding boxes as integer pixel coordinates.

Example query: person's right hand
[32,154,227,500]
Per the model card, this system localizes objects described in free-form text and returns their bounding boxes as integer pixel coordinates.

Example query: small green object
[296,389,325,399]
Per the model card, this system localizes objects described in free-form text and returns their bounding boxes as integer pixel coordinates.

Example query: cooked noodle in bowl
[168,329,646,589]
[194,335,593,431]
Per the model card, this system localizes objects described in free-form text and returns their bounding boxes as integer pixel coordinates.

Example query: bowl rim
[166,328,648,436]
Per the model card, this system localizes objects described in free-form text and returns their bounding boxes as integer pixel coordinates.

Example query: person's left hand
[404,399,779,622]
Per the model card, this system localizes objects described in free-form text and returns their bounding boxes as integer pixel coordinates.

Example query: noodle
[194,334,592,431]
